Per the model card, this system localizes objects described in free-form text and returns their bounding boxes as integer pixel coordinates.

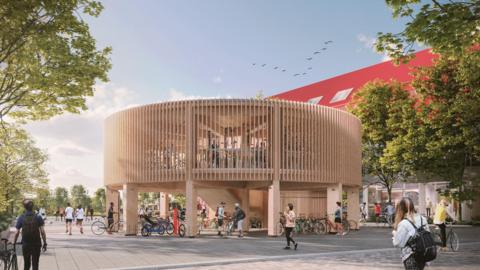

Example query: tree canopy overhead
[377,0,480,61]
[0,0,111,122]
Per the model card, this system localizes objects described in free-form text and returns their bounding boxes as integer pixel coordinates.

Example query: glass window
[307,96,323,104]
[330,88,353,103]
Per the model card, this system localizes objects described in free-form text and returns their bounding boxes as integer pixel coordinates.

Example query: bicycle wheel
[178,224,186,238]
[348,220,358,231]
[91,221,106,235]
[141,224,152,237]
[9,253,18,270]
[165,222,174,235]
[325,222,331,234]
[316,222,326,234]
[342,220,350,235]
[157,224,166,236]
[448,231,459,252]
[276,222,284,236]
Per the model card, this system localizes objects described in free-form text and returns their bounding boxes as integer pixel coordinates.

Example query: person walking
[216,202,225,236]
[385,202,395,226]
[89,207,94,221]
[392,197,430,270]
[59,207,65,222]
[334,201,345,236]
[360,202,367,221]
[13,199,47,270]
[434,199,456,252]
[65,203,74,235]
[233,203,246,238]
[283,203,298,250]
[426,199,432,218]
[107,202,116,233]
[75,205,84,234]
[374,202,382,223]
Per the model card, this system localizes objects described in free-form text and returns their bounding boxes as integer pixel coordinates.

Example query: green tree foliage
[408,52,480,216]
[70,184,90,208]
[34,187,55,214]
[348,80,417,202]
[53,187,69,209]
[91,187,105,214]
[377,0,480,61]
[0,0,111,121]
[0,125,48,214]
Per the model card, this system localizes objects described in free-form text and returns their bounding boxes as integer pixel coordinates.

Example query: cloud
[51,141,95,157]
[167,88,231,101]
[212,76,222,84]
[357,33,376,50]
[25,83,138,191]
[357,33,391,62]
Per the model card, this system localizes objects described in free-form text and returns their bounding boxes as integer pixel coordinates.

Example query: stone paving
[6,219,480,270]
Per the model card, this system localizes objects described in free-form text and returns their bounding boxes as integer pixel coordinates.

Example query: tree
[0,0,111,122]
[91,187,105,214]
[0,124,48,214]
[377,0,480,62]
[348,80,417,202]
[70,184,90,208]
[34,187,55,214]
[54,187,69,209]
[408,52,480,219]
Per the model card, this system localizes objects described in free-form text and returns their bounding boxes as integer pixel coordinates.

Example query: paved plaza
[8,219,480,270]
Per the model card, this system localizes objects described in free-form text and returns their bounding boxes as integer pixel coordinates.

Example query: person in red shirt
[374,202,382,223]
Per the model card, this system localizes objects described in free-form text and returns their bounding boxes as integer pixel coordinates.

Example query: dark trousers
[403,255,425,270]
[22,245,41,270]
[285,227,295,246]
[438,223,447,247]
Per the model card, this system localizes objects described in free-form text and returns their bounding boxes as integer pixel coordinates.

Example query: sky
[25,0,411,194]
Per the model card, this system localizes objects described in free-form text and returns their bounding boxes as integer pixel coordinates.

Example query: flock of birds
[252,40,333,77]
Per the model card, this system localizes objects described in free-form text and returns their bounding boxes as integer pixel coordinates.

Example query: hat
[220,202,226,205]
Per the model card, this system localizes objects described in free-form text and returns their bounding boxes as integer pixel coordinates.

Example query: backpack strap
[405,218,417,230]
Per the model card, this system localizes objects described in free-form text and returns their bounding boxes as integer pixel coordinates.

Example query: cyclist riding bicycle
[434,199,456,251]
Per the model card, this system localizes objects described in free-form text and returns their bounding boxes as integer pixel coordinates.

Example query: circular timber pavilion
[104,99,362,236]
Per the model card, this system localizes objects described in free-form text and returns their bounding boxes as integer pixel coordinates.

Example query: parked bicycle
[433,221,459,252]
[91,215,124,235]
[0,239,18,270]
[319,214,350,235]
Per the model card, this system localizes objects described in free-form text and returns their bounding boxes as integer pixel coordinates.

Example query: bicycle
[319,214,350,235]
[433,221,459,252]
[276,212,285,236]
[91,215,124,235]
[0,239,18,270]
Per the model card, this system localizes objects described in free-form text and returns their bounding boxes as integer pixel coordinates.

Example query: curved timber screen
[104,99,361,188]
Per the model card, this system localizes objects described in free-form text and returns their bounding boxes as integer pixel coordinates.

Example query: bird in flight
[313,51,321,54]
[302,72,307,75]
[252,63,256,66]
[308,67,312,70]
[306,57,313,61]
[261,64,266,67]
[321,47,327,50]
[282,69,286,72]
[293,73,300,76]
[274,66,279,70]
[324,40,333,44]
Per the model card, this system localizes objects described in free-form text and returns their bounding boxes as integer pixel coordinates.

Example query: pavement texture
[4,219,480,270]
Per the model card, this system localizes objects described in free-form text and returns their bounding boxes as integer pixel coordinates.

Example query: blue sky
[27,0,411,193]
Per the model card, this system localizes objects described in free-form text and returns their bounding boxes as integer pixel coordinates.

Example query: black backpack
[22,213,41,245]
[406,217,437,263]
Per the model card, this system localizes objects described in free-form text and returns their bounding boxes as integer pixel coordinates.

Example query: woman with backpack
[392,197,431,270]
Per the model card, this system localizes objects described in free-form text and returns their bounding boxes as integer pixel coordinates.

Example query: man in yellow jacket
[434,199,456,251]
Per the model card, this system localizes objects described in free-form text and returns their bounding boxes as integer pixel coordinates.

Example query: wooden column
[105,186,120,229]
[159,192,170,219]
[345,186,360,229]
[185,179,197,237]
[268,102,281,236]
[240,188,250,232]
[327,183,342,223]
[418,183,426,216]
[122,184,138,236]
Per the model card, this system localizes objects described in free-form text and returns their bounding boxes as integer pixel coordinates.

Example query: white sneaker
[342,232,347,236]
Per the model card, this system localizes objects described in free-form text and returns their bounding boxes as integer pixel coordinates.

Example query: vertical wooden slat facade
[104,99,361,188]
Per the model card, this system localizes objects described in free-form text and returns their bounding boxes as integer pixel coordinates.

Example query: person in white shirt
[392,197,429,270]
[65,203,74,235]
[75,205,85,234]
[216,202,225,236]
